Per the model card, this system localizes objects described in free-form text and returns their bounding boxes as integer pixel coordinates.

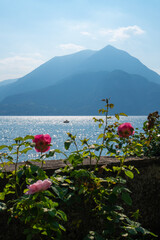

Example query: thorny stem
[103,102,109,144]
[117,138,129,176]
[74,139,84,166]
[86,143,92,169]
[14,145,20,197]
[74,140,79,152]
[95,99,109,171]
[0,154,6,173]
[15,146,20,174]
[40,152,44,169]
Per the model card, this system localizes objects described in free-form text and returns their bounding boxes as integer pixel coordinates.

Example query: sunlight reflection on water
[0,116,147,161]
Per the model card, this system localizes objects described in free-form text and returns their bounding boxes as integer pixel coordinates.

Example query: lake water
[0,116,147,161]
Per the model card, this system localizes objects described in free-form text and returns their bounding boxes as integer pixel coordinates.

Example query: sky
[0,0,160,82]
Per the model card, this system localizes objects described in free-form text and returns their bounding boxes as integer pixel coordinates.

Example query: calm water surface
[0,116,147,161]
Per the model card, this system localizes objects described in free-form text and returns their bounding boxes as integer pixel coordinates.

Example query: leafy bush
[0,98,159,240]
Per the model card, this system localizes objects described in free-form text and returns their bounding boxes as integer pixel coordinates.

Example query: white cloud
[59,43,86,52]
[99,25,145,42]
[80,31,91,36]
[0,53,44,81]
[80,31,97,40]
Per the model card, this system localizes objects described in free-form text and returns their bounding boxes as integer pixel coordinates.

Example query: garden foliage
[0,98,159,240]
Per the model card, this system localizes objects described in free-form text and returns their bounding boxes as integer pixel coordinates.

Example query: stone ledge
[1,156,160,172]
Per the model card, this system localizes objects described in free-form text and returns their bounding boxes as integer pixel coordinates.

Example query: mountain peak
[102,44,116,50]
[98,44,127,55]
[0,44,160,107]
[79,44,160,85]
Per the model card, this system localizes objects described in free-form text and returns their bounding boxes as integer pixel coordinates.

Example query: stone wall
[125,158,160,235]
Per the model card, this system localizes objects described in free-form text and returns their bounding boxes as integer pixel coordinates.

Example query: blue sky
[0,0,160,81]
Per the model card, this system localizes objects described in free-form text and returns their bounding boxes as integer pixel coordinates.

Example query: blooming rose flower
[117,122,135,138]
[33,134,51,152]
[25,179,52,195]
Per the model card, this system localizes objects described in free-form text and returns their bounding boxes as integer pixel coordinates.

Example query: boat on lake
[63,120,69,123]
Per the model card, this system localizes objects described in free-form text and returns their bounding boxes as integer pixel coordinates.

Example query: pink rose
[33,134,51,152]
[117,122,135,138]
[25,179,52,195]
[41,179,52,191]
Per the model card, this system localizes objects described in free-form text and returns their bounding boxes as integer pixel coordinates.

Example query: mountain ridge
[79,45,160,84]
[0,45,160,103]
[0,70,159,116]
[0,45,160,115]
[0,49,95,101]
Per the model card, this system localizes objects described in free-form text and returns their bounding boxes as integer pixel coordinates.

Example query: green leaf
[48,209,56,217]
[124,170,134,179]
[30,164,40,173]
[0,192,5,201]
[54,149,62,153]
[8,146,13,151]
[80,138,89,145]
[7,156,13,161]
[50,221,59,230]
[93,117,97,122]
[5,191,15,195]
[64,140,72,150]
[23,135,34,140]
[67,153,83,167]
[14,137,24,141]
[30,159,43,163]
[119,113,128,117]
[113,185,124,194]
[41,231,47,236]
[125,227,137,235]
[20,147,32,154]
[46,150,55,157]
[121,192,132,206]
[0,145,8,150]
[113,166,122,172]
[59,224,66,231]
[82,151,89,158]
[23,189,29,194]
[46,149,63,158]
[51,186,65,200]
[0,172,4,178]
[57,209,67,221]
[97,133,104,140]
[115,114,120,120]
[109,103,114,109]
[106,132,113,138]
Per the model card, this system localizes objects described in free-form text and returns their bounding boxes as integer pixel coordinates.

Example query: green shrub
[0,98,158,240]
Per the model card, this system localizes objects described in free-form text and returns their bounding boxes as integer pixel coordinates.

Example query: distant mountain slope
[0,78,17,87]
[0,70,160,115]
[79,45,160,84]
[0,45,160,103]
[0,50,95,101]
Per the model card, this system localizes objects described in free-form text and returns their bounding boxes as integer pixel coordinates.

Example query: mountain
[79,45,160,84]
[0,78,17,87]
[0,70,160,115]
[0,50,95,101]
[0,45,160,103]
[0,45,160,115]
